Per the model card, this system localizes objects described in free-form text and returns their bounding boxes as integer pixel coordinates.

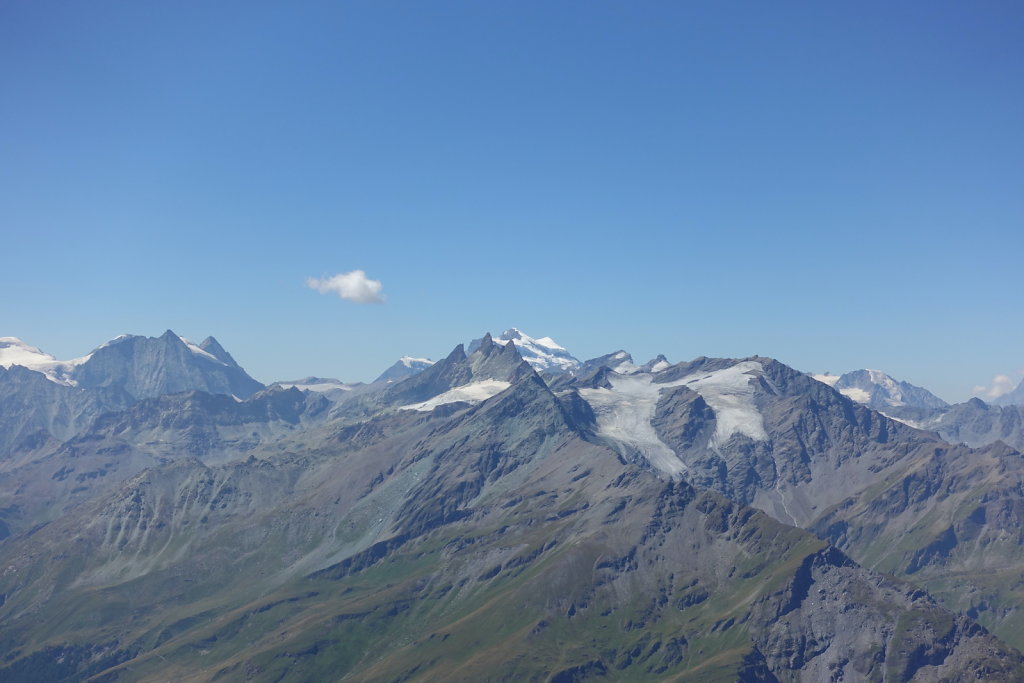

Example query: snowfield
[674,360,769,445]
[399,356,434,368]
[0,337,91,386]
[839,387,872,404]
[579,360,769,476]
[400,380,512,412]
[579,375,688,478]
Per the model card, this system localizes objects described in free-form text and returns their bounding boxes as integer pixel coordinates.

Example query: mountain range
[1,329,1023,680]
[808,369,1024,453]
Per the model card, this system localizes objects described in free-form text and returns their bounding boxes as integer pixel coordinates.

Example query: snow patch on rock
[401,380,511,412]
[811,373,841,387]
[179,336,226,365]
[839,387,872,404]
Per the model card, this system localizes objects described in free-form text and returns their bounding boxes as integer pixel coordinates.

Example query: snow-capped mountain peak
[374,356,436,383]
[0,337,58,369]
[1,331,264,399]
[469,328,580,374]
[0,336,90,385]
[501,328,566,352]
[811,368,947,410]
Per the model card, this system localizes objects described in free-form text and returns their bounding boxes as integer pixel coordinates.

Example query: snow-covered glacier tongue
[399,379,511,411]
[579,374,688,477]
[578,359,769,477]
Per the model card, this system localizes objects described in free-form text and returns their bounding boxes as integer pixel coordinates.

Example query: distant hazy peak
[811,368,947,410]
[993,377,1024,407]
[374,355,437,383]
[811,372,841,387]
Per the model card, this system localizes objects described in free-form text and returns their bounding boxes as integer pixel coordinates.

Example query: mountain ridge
[2,362,1020,680]
[2,328,1024,679]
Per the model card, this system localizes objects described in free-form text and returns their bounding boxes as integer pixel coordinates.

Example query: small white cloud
[973,373,1017,399]
[306,270,385,304]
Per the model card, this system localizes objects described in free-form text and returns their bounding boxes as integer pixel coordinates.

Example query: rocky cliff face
[73,330,263,400]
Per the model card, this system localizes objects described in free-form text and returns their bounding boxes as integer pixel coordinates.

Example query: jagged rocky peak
[810,368,948,410]
[468,331,534,381]
[571,350,672,378]
[569,349,636,378]
[382,333,536,412]
[641,354,671,373]
[468,327,580,374]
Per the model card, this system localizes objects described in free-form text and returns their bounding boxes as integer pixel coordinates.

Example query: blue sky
[2,1,1022,401]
